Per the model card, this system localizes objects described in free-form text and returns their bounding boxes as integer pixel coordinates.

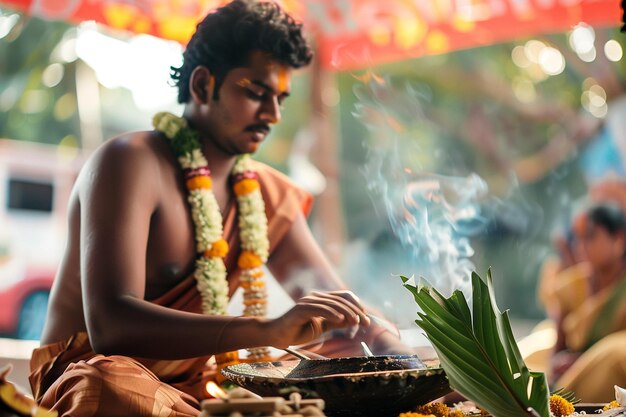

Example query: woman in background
[545,203,626,401]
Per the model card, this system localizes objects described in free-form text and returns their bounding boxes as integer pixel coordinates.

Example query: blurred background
[0,0,623,353]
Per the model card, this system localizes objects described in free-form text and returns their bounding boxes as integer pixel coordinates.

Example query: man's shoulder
[76,131,171,197]
[249,159,313,217]
[97,130,161,156]
[249,160,302,191]
[84,131,166,172]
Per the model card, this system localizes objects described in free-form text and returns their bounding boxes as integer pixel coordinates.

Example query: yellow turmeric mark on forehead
[277,66,289,93]
[236,78,251,87]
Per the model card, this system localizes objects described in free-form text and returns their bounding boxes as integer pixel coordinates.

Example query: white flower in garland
[196,257,229,314]
[154,112,187,139]
[179,149,208,170]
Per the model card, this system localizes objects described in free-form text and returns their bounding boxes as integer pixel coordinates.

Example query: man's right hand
[268,290,371,348]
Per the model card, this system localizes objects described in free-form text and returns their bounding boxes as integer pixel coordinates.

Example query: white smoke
[353,73,489,299]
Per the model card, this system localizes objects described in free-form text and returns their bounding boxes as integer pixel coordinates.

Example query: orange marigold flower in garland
[186,175,212,190]
[233,178,260,196]
[398,413,435,417]
[204,239,229,258]
[415,403,449,417]
[448,410,465,417]
[604,400,620,411]
[248,269,264,278]
[238,250,263,269]
[240,280,265,289]
[243,298,268,306]
[549,394,575,417]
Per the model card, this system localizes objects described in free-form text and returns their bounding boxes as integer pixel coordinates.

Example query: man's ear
[189,66,215,104]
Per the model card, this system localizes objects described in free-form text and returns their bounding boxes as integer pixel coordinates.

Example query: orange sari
[29,163,312,417]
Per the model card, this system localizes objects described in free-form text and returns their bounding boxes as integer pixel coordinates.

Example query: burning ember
[206,381,228,399]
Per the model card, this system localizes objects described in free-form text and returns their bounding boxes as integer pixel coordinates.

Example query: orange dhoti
[29,275,220,417]
[33,349,203,417]
[29,164,324,417]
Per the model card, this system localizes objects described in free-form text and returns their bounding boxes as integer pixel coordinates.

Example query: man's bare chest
[144,193,196,298]
[143,181,234,299]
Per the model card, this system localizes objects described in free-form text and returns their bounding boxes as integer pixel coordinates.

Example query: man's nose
[260,96,281,124]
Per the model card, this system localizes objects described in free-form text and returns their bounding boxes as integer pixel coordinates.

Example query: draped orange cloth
[29,162,313,417]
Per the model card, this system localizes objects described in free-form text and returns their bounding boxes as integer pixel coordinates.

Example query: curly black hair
[170,0,313,103]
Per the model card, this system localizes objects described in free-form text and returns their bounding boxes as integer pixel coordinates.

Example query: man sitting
[29,2,409,416]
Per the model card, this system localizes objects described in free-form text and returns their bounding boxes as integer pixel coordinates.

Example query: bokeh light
[512,77,537,102]
[0,13,19,39]
[19,90,50,114]
[569,23,595,55]
[524,40,546,63]
[578,47,597,62]
[604,39,623,62]
[538,47,565,75]
[582,82,608,118]
[42,63,64,88]
[511,45,531,68]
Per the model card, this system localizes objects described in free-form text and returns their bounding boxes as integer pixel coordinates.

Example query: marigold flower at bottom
[398,413,435,417]
[604,400,620,411]
[549,394,575,417]
[415,403,449,417]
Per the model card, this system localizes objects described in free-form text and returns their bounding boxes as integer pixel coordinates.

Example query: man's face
[579,224,624,270]
[202,52,292,155]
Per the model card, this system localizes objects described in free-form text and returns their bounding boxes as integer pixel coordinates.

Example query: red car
[0,264,54,339]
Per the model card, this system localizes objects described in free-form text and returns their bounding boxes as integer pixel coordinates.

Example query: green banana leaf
[401,270,550,417]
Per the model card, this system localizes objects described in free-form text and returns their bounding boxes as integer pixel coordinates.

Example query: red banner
[313,0,620,69]
[0,0,620,70]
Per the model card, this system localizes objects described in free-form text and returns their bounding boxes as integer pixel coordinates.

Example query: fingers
[308,317,324,340]
[309,290,371,327]
[303,293,359,325]
[289,300,346,324]
[279,303,343,346]
[274,290,374,347]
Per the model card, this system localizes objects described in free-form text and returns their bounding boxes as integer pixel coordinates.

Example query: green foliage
[171,128,201,157]
[0,11,78,145]
[401,270,550,417]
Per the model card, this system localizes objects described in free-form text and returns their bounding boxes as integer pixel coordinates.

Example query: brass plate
[222,355,451,417]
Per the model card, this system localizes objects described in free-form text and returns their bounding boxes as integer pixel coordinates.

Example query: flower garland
[153,112,271,361]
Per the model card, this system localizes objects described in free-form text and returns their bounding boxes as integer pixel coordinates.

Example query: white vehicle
[0,139,84,339]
